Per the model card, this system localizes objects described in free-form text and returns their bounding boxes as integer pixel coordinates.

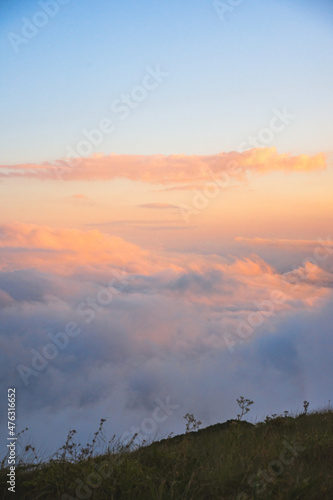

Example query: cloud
[71,194,89,200]
[0,222,160,275]
[236,236,333,248]
[138,203,180,210]
[85,219,191,231]
[284,261,333,288]
[1,223,332,456]
[0,148,326,184]
[233,237,333,276]
[68,193,95,205]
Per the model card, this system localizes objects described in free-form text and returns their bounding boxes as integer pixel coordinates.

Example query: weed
[236,396,254,421]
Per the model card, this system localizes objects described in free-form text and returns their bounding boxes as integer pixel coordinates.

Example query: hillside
[1,410,332,499]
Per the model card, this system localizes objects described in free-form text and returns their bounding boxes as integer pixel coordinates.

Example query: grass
[1,405,332,499]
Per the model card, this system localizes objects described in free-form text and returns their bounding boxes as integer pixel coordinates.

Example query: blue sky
[1,0,333,164]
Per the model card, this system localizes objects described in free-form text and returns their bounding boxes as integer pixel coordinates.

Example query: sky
[0,0,333,458]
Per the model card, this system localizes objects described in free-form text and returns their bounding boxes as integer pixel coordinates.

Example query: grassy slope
[1,410,332,499]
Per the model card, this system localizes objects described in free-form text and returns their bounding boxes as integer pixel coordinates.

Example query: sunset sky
[1,0,333,456]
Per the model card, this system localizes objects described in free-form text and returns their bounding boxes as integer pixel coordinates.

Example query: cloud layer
[1,223,332,456]
[0,148,326,184]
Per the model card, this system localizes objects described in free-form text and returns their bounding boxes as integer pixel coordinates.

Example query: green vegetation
[1,401,332,499]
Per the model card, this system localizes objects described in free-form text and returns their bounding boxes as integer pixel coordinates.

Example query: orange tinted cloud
[71,194,89,200]
[0,223,159,275]
[0,148,325,184]
[0,223,330,315]
[1,221,332,357]
[235,237,333,247]
[139,203,180,210]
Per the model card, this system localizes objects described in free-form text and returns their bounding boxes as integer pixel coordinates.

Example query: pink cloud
[0,148,326,183]
[71,194,89,200]
[139,203,180,210]
[0,223,160,275]
[235,237,333,248]
[0,223,330,320]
